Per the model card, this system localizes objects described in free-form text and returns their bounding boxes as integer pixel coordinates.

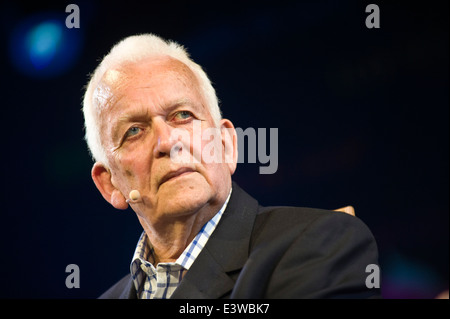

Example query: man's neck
[137,193,229,265]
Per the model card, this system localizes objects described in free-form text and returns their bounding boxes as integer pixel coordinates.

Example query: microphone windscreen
[129,189,141,202]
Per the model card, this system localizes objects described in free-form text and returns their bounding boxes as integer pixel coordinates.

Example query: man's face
[94,56,236,226]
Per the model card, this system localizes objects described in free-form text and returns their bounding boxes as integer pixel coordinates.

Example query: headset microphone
[126,189,141,203]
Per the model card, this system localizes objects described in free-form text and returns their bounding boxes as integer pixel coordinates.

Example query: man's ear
[91,162,128,210]
[220,119,238,175]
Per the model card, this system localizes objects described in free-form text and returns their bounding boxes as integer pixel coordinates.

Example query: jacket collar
[171,182,259,298]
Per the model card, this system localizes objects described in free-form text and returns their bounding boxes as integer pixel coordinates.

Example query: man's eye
[173,111,193,121]
[125,127,141,138]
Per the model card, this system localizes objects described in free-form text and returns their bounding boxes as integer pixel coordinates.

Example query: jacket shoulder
[238,206,380,298]
[251,206,367,244]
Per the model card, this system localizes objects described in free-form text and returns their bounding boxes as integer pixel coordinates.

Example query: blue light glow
[9,13,83,78]
[27,21,63,70]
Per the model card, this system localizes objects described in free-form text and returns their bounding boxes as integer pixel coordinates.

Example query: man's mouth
[159,167,196,187]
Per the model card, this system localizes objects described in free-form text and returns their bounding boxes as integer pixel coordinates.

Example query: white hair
[82,33,221,165]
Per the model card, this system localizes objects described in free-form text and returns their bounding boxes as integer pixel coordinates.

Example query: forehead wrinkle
[117,105,151,123]
[115,97,196,125]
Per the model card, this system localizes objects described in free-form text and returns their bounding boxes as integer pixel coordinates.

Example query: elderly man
[82,34,380,299]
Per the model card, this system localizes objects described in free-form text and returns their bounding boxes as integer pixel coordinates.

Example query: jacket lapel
[171,182,259,299]
[170,247,236,298]
[121,275,137,299]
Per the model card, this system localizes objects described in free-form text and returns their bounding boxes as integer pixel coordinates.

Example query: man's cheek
[111,157,140,186]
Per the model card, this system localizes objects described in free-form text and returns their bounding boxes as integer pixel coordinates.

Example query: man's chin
[155,180,212,216]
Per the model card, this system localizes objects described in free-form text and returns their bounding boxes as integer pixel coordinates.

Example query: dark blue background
[1,0,448,298]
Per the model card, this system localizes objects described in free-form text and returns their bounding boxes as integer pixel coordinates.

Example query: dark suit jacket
[99,182,381,299]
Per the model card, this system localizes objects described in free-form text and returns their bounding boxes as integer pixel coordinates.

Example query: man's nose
[152,119,177,158]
